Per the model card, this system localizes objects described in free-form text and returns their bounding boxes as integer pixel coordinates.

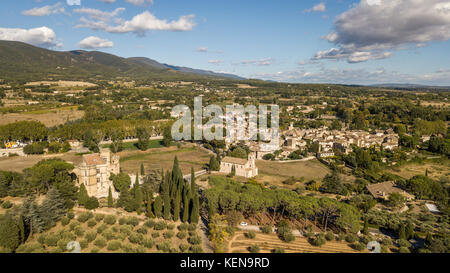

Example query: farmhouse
[73,149,120,198]
[366,181,415,201]
[220,153,258,178]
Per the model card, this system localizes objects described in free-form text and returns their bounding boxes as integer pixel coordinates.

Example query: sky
[0,0,449,85]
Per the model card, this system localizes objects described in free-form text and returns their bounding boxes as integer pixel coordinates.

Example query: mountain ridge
[0,40,245,82]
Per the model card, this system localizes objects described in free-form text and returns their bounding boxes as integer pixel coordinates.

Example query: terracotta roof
[83,154,105,166]
[221,157,248,165]
[366,181,414,199]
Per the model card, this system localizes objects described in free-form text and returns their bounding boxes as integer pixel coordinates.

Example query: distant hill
[0,40,245,82]
[370,83,450,90]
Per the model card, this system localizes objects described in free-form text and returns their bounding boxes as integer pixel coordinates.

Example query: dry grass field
[387,161,450,180]
[119,144,211,175]
[255,159,330,186]
[0,106,84,127]
[0,153,82,172]
[228,231,358,253]
[25,81,97,87]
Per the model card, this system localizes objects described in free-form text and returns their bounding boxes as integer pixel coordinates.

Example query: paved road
[183,170,208,182]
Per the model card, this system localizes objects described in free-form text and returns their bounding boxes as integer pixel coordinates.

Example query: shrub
[167,223,176,230]
[381,237,393,246]
[310,235,326,247]
[248,245,260,253]
[325,232,335,241]
[399,246,411,253]
[397,239,412,248]
[94,237,107,249]
[143,238,155,249]
[137,227,148,235]
[262,225,272,234]
[177,231,187,239]
[96,224,108,234]
[87,219,97,228]
[157,241,171,252]
[351,242,366,251]
[91,247,100,253]
[94,214,105,222]
[129,233,144,244]
[151,231,160,238]
[77,212,93,223]
[85,231,97,242]
[74,227,85,237]
[120,225,133,236]
[61,217,70,226]
[154,221,167,230]
[60,231,76,241]
[36,234,46,244]
[188,224,197,231]
[345,234,358,243]
[190,245,203,253]
[107,240,122,251]
[69,221,80,231]
[164,230,175,239]
[1,200,12,209]
[272,247,285,253]
[67,211,75,219]
[126,217,140,227]
[188,235,202,245]
[103,230,116,240]
[80,239,89,249]
[45,234,59,247]
[178,223,189,231]
[119,217,127,225]
[144,220,156,228]
[104,215,116,225]
[245,231,256,239]
[179,243,189,252]
[57,238,71,252]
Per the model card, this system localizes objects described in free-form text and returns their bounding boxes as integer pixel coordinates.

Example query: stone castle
[73,149,120,198]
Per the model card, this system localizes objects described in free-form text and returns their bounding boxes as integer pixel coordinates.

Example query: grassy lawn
[119,145,211,175]
[386,159,450,180]
[255,159,331,188]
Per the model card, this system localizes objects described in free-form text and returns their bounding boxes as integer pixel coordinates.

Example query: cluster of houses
[282,125,399,158]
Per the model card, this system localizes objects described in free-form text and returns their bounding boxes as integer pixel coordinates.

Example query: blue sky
[0,0,450,85]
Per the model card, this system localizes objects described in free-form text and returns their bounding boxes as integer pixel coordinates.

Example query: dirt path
[199,217,214,253]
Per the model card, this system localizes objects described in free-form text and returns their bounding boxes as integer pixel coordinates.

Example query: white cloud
[197,47,208,53]
[78,36,114,49]
[235,58,275,66]
[67,0,81,6]
[76,10,196,34]
[208,59,223,65]
[313,0,450,63]
[125,0,154,6]
[73,7,125,21]
[0,26,61,48]
[252,67,450,85]
[22,3,65,16]
[304,2,326,13]
[99,0,116,3]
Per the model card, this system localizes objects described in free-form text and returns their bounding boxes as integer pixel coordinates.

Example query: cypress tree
[78,184,89,206]
[18,215,25,244]
[190,167,196,194]
[182,188,190,223]
[133,173,143,210]
[162,174,171,220]
[191,194,199,224]
[153,196,163,218]
[363,217,369,235]
[107,187,113,208]
[406,222,415,240]
[141,163,145,176]
[173,191,181,221]
[398,224,406,240]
